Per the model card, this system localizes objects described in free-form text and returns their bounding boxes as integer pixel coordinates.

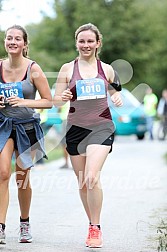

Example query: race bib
[76,78,106,100]
[0,82,24,98]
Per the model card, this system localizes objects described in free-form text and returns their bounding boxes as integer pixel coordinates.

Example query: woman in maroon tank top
[53,23,123,248]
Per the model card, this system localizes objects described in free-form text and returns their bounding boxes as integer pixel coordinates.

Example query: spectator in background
[157,89,167,140]
[157,89,167,117]
[143,87,158,140]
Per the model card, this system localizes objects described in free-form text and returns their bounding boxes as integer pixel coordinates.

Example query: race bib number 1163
[0,82,24,98]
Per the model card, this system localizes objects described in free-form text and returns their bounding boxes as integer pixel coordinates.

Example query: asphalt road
[1,135,167,252]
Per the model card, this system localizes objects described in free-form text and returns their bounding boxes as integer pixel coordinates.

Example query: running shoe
[18,222,33,243]
[0,224,6,244]
[89,225,103,248]
[85,224,92,247]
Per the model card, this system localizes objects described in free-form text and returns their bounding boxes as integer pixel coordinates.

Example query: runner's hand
[111,92,123,107]
[7,96,24,107]
[61,88,73,101]
[0,95,5,108]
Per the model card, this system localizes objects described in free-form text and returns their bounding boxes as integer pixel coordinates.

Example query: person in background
[59,101,70,168]
[143,87,158,140]
[0,25,52,244]
[53,23,122,248]
[157,89,167,140]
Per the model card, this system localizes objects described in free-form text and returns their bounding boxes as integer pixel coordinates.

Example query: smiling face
[76,30,101,59]
[4,28,27,57]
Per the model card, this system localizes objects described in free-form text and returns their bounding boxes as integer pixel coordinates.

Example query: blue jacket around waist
[0,112,47,169]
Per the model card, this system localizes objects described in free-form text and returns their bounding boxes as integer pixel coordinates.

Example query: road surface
[1,136,167,252]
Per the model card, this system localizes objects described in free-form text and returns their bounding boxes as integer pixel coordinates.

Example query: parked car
[109,88,147,140]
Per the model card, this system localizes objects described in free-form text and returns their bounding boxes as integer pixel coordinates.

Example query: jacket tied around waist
[0,112,47,169]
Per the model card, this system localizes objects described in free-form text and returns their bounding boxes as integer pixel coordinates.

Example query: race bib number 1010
[76,78,106,100]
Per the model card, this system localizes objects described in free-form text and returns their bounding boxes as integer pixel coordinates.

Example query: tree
[12,0,167,94]
[0,0,6,58]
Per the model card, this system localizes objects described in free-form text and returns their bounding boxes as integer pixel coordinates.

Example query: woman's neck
[77,57,98,79]
[7,55,26,69]
[78,56,97,64]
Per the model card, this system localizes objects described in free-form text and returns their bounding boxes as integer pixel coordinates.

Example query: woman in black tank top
[53,23,123,248]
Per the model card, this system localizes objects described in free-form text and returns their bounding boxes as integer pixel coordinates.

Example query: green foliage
[157,219,167,251]
[0,0,3,10]
[0,30,6,59]
[0,0,166,96]
[46,146,63,163]
[27,15,77,83]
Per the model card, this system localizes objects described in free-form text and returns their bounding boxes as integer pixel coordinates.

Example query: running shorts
[66,122,115,155]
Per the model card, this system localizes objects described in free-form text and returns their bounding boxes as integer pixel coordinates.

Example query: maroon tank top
[68,59,112,127]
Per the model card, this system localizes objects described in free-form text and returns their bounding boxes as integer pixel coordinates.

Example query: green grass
[45,146,63,163]
[164,153,167,164]
[157,219,167,251]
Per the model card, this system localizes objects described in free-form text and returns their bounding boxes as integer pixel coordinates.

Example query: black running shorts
[9,128,38,151]
[66,122,115,155]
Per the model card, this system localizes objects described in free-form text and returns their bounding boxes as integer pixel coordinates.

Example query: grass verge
[164,153,167,164]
